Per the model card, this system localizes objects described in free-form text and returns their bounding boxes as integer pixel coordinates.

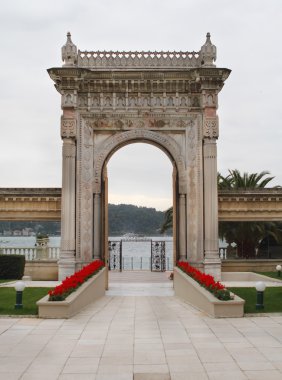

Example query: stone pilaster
[59,138,76,280]
[93,193,101,260]
[178,194,187,261]
[203,117,221,280]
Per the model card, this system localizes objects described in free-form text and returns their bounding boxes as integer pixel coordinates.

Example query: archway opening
[104,142,175,284]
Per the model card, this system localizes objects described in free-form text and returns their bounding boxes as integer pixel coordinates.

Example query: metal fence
[108,239,173,272]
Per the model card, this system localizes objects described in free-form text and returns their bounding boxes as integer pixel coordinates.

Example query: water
[0,236,173,270]
[0,236,61,247]
[109,236,173,270]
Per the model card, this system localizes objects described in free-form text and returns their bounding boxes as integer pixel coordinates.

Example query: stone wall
[24,261,58,281]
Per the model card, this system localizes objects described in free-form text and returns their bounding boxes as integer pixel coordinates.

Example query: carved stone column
[178,194,187,261]
[59,137,76,280]
[58,117,77,280]
[203,116,221,280]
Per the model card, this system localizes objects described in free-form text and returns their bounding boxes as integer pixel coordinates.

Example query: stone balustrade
[0,246,60,261]
[78,50,201,69]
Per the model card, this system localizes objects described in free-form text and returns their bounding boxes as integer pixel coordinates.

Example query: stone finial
[200,33,217,67]
[62,32,77,67]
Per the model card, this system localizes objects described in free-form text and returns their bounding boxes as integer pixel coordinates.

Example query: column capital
[203,116,218,139]
[61,117,77,139]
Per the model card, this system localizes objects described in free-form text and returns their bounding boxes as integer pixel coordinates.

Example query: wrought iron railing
[120,256,173,271]
[108,239,173,272]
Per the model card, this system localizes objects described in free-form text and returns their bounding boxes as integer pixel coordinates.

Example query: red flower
[176,261,231,301]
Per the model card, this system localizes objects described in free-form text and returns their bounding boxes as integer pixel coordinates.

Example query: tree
[218,169,282,258]
[219,221,282,258]
[218,169,275,190]
[160,207,173,234]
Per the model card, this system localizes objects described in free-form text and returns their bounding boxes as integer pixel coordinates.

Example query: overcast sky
[0,0,281,211]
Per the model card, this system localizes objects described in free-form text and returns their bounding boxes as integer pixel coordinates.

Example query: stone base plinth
[58,258,76,281]
[203,258,222,281]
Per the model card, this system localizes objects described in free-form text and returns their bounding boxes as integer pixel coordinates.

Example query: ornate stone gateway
[49,33,230,281]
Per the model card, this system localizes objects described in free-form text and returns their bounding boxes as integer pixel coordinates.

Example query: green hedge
[0,255,25,279]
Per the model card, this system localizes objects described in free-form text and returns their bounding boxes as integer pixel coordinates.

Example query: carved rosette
[203,116,219,139]
[61,117,77,139]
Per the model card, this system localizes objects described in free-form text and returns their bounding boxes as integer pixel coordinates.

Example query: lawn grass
[256,272,282,281]
[229,287,282,314]
[0,287,52,315]
[0,279,16,284]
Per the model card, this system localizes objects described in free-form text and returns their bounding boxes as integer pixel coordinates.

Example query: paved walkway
[1,273,282,379]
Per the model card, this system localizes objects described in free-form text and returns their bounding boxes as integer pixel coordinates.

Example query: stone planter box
[174,267,245,318]
[37,267,106,318]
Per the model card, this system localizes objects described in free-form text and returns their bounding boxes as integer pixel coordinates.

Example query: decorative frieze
[78,94,201,112]
[203,116,218,139]
[86,114,196,131]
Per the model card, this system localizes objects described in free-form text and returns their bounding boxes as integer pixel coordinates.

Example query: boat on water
[121,233,150,241]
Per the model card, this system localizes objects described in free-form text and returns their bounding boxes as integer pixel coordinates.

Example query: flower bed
[177,261,232,301]
[174,266,245,317]
[48,260,104,301]
[37,265,106,318]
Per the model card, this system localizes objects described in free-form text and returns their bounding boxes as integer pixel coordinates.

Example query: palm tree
[218,169,281,257]
[218,169,275,190]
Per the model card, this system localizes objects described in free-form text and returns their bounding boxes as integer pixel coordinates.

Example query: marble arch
[92,129,186,193]
[49,32,230,280]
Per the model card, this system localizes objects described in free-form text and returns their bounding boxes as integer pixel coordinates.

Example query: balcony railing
[0,246,60,261]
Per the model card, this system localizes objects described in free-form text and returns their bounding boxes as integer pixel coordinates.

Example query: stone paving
[1,283,282,379]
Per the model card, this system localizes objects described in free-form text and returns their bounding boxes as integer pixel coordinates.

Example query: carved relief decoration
[61,91,77,108]
[186,119,198,259]
[86,114,196,131]
[76,119,93,262]
[77,94,201,111]
[61,118,77,139]
[203,92,217,107]
[203,116,218,139]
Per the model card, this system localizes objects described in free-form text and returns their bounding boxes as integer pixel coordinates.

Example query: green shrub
[0,255,25,279]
